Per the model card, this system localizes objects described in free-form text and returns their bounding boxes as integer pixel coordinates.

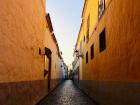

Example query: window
[87,15,90,32]
[86,34,89,43]
[39,48,41,55]
[55,64,56,69]
[86,15,90,43]
[84,36,85,42]
[90,44,94,59]
[80,41,82,54]
[86,52,88,64]
[98,0,105,20]
[99,28,106,52]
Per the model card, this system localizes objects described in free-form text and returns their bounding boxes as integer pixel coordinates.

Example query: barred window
[99,28,106,52]
[86,51,88,64]
[90,44,94,59]
[98,0,105,19]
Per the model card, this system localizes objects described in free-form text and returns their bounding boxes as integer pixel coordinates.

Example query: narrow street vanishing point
[0,0,140,105]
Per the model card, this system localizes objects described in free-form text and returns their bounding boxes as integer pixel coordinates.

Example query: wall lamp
[39,47,52,57]
[44,69,48,77]
[74,49,83,58]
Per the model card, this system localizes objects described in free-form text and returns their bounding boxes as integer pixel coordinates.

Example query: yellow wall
[44,15,63,89]
[80,0,140,82]
[74,0,140,105]
[76,0,99,81]
[0,0,46,83]
[77,0,98,48]
[83,0,98,37]
[44,29,60,80]
[0,0,49,104]
[0,0,63,104]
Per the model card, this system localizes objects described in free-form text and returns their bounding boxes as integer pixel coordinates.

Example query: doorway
[44,47,52,91]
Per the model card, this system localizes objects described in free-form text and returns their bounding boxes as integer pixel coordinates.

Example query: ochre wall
[75,0,140,105]
[83,0,140,82]
[0,0,46,82]
[44,28,62,89]
[83,0,98,37]
[0,0,48,104]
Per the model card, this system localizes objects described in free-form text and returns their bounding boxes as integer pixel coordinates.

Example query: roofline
[82,0,88,17]
[75,0,87,50]
[52,33,59,51]
[75,22,83,50]
[52,33,63,59]
[46,13,63,60]
[46,13,54,32]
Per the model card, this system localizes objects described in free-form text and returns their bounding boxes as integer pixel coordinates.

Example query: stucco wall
[74,0,140,105]
[83,0,140,81]
[44,27,63,90]
[0,0,48,104]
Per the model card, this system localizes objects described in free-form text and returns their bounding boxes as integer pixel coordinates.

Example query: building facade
[0,0,65,105]
[73,0,140,105]
[44,13,65,91]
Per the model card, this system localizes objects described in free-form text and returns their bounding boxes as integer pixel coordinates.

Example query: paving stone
[38,80,96,105]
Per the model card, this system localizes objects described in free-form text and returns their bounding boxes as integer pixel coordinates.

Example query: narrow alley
[38,80,96,105]
[0,0,140,105]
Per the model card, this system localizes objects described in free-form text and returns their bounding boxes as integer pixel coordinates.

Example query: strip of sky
[46,0,84,65]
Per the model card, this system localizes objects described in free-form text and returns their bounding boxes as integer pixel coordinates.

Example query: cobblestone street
[38,80,96,105]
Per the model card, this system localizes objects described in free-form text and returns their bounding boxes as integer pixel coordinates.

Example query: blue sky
[46,0,84,65]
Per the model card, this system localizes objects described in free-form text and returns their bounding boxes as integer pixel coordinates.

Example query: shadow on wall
[0,80,48,105]
[74,80,140,105]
